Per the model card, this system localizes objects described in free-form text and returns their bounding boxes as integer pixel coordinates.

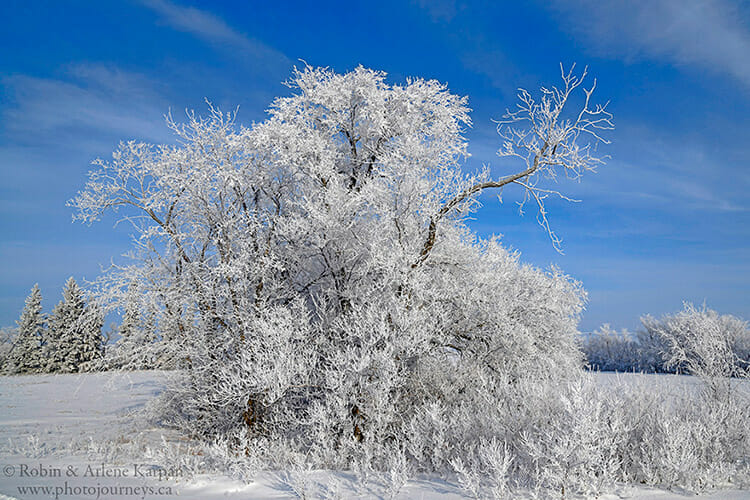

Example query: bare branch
[414,64,612,265]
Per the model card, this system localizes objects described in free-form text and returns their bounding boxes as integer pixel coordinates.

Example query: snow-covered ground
[0,371,747,500]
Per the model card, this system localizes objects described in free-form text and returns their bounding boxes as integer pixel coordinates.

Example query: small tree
[5,284,45,374]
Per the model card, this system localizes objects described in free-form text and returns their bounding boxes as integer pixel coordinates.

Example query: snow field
[1,371,748,499]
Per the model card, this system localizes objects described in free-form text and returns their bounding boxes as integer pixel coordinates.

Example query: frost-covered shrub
[156,236,587,467]
[422,375,624,498]
[407,368,749,497]
[619,379,750,492]
[504,375,747,496]
[580,306,750,493]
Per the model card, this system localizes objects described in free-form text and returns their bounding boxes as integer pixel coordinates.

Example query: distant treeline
[582,304,750,375]
[1,279,175,375]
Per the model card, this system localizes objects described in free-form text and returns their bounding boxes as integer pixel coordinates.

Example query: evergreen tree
[0,326,18,372]
[45,277,87,373]
[77,303,105,372]
[6,284,45,374]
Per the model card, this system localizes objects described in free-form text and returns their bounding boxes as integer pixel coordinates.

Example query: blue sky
[1,0,748,332]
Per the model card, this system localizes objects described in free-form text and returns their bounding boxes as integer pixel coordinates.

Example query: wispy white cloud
[549,0,750,87]
[469,117,748,217]
[139,0,289,69]
[1,65,171,149]
[563,118,750,214]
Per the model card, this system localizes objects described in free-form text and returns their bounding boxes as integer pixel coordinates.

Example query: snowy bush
[619,378,750,492]
[580,304,750,493]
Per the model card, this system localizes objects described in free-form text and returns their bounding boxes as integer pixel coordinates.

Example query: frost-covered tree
[107,282,159,370]
[45,277,104,373]
[5,284,45,374]
[643,303,749,397]
[0,326,17,372]
[46,277,85,372]
[72,65,611,480]
[76,303,105,372]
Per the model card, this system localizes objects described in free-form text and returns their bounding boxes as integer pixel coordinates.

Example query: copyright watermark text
[1,462,182,499]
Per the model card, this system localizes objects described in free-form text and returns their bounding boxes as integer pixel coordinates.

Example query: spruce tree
[0,326,18,372]
[6,284,45,374]
[46,277,86,373]
[77,303,105,372]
